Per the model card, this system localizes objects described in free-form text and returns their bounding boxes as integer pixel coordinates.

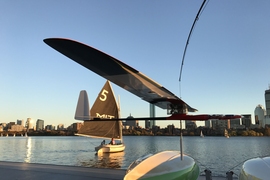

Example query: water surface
[0,136,269,177]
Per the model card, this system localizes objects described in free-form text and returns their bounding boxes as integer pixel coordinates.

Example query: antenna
[179,0,208,82]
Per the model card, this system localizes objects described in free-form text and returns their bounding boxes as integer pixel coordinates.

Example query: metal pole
[180,120,183,160]
[204,169,212,180]
[226,171,234,180]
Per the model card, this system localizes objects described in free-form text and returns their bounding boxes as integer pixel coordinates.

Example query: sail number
[99,89,109,101]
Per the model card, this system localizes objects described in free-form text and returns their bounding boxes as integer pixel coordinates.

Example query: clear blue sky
[1,0,270,128]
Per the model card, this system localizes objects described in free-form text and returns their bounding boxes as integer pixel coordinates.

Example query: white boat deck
[0,161,237,180]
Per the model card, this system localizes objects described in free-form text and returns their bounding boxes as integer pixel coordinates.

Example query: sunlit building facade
[25,118,35,130]
[57,124,64,130]
[10,124,25,131]
[254,105,266,127]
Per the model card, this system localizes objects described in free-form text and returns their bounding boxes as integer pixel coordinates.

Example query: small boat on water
[224,129,229,138]
[124,151,199,180]
[200,130,204,138]
[239,156,270,180]
[75,81,125,153]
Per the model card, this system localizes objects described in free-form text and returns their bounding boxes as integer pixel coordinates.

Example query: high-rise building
[265,88,270,115]
[17,119,25,127]
[145,104,156,129]
[36,119,44,130]
[242,114,252,128]
[254,105,266,127]
[149,104,156,128]
[25,118,35,130]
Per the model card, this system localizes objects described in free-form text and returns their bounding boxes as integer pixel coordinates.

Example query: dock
[0,161,236,180]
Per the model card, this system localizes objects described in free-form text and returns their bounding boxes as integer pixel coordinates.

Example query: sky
[1,0,270,128]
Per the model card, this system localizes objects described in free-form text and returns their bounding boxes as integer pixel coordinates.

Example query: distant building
[167,124,175,135]
[250,124,260,129]
[186,120,197,130]
[149,104,156,128]
[265,88,270,115]
[205,120,212,128]
[242,114,252,128]
[25,118,35,130]
[145,104,156,129]
[265,115,270,127]
[72,122,82,131]
[17,119,25,127]
[7,122,15,130]
[254,105,266,127]
[36,119,44,130]
[10,124,25,131]
[145,120,150,129]
[212,119,228,130]
[123,114,138,129]
[45,124,55,130]
[0,123,6,131]
[230,118,241,129]
[57,124,65,130]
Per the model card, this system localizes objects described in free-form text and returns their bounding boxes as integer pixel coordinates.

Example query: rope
[195,153,270,177]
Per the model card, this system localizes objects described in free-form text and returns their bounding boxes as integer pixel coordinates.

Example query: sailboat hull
[95,143,125,153]
[124,151,199,180]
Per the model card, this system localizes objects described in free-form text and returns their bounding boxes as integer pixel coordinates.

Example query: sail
[77,81,121,140]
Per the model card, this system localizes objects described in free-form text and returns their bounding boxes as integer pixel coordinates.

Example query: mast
[118,95,123,142]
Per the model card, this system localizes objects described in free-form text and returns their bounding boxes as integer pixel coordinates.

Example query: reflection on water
[79,152,125,168]
[0,136,270,177]
[24,137,32,163]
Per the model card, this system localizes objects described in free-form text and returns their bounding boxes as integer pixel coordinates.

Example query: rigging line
[179,0,208,82]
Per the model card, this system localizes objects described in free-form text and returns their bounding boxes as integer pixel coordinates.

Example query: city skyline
[1,1,270,128]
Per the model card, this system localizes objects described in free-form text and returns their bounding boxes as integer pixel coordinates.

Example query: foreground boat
[75,81,125,153]
[239,156,270,180]
[124,151,199,180]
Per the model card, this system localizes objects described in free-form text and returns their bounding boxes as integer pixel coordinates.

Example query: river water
[0,136,269,178]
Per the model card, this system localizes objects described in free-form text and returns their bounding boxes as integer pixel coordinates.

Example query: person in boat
[101,140,105,145]
[110,138,115,145]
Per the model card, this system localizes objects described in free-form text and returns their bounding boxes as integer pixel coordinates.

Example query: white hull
[124,151,199,180]
[95,143,125,153]
[239,156,270,180]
